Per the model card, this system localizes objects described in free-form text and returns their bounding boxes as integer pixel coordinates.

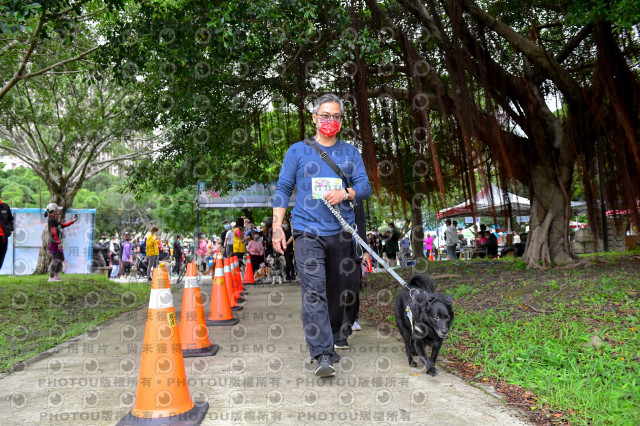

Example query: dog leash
[321,198,407,287]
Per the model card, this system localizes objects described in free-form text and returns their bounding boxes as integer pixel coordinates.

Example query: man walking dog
[273,94,371,377]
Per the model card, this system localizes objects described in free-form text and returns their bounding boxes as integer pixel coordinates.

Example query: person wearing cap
[0,190,14,270]
[45,203,78,281]
[232,217,250,266]
[273,94,372,377]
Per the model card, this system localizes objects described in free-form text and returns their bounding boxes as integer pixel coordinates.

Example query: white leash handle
[321,198,407,287]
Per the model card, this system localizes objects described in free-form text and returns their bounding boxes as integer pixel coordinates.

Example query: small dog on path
[395,273,454,376]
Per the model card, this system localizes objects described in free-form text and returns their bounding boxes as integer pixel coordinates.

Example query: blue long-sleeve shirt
[274,139,372,236]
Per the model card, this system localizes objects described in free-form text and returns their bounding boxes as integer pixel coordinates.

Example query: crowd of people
[92,228,191,280]
[91,215,301,283]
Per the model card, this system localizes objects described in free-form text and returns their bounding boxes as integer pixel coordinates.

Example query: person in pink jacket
[246,231,264,277]
[424,234,434,260]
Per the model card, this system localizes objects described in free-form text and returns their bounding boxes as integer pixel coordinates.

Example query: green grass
[0,274,150,371]
[363,254,640,424]
[442,271,640,425]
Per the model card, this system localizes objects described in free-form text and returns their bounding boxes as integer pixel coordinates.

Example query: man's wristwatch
[343,188,349,201]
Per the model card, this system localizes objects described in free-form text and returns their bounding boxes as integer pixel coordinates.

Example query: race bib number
[312,177,343,199]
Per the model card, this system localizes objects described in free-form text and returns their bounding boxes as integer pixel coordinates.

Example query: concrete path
[0,279,529,425]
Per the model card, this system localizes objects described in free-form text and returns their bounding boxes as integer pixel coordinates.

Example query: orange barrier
[179,263,219,358]
[232,256,246,302]
[117,267,208,425]
[243,254,255,284]
[206,257,239,326]
[224,258,242,311]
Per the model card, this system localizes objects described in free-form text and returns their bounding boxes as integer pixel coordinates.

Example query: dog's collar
[408,287,453,307]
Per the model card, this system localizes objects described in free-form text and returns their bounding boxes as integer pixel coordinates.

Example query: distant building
[0,154,29,171]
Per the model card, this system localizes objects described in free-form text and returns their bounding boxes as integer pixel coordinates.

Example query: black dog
[395,274,454,376]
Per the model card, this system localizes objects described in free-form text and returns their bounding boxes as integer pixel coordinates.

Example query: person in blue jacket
[272,93,371,378]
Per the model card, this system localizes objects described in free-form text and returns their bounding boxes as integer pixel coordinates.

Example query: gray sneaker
[314,353,335,377]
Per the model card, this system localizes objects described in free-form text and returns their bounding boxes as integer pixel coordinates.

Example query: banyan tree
[103,0,639,267]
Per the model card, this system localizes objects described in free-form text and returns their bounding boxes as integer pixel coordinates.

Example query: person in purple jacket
[120,233,133,278]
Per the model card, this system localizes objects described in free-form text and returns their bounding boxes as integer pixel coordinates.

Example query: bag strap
[303,137,358,229]
[303,137,352,188]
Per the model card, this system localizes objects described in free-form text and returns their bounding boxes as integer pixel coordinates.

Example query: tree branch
[0,39,20,56]
[554,24,593,64]
[0,142,39,169]
[0,8,46,102]
[461,0,583,101]
[17,46,100,80]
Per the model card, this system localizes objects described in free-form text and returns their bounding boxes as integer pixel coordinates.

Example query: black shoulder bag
[303,137,364,262]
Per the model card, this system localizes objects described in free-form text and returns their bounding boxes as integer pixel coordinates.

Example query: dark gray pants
[294,230,360,359]
[147,255,158,279]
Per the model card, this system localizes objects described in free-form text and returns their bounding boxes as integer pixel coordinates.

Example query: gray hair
[311,94,343,115]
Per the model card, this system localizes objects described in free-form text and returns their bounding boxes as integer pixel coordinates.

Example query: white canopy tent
[436,183,531,219]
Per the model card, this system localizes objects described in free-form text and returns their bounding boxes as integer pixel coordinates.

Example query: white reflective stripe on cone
[149,288,174,309]
[184,276,199,288]
[214,266,224,278]
[224,264,230,273]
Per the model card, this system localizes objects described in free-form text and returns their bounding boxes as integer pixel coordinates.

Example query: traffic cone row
[119,255,252,425]
[117,267,209,425]
[206,256,239,326]
[224,258,242,311]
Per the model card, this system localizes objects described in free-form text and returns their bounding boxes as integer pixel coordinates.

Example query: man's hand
[272,225,287,254]
[57,243,63,251]
[323,189,347,206]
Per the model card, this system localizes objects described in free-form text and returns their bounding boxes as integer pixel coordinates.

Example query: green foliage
[0,165,47,207]
[0,274,149,371]
[566,0,640,30]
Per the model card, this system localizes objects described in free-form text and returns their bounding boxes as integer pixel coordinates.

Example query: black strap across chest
[303,137,352,188]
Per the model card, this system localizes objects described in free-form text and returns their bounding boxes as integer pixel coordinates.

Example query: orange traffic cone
[232,256,246,302]
[429,252,435,261]
[179,263,219,358]
[117,267,208,425]
[224,258,242,311]
[206,257,239,326]
[243,254,255,285]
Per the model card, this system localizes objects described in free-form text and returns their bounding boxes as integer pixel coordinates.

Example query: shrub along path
[360,253,640,425]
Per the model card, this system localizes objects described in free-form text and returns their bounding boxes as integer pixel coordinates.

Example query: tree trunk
[410,196,425,259]
[522,162,576,267]
[34,227,52,275]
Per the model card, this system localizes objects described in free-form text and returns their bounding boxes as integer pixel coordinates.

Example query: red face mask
[318,119,341,137]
